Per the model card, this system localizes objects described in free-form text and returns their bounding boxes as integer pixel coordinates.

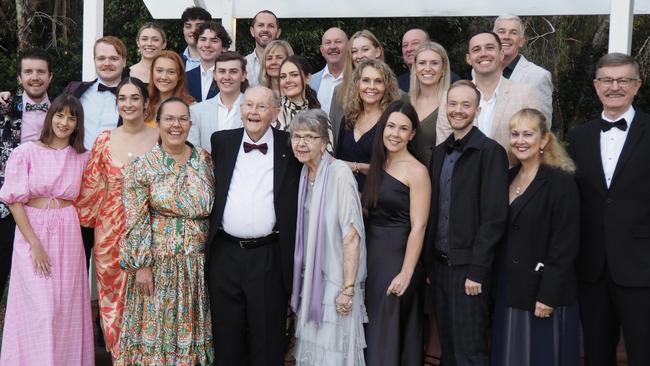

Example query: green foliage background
[1,0,649,138]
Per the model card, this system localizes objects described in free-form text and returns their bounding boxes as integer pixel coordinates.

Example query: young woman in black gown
[362,100,431,365]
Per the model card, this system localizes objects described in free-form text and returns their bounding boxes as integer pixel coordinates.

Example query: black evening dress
[336,119,377,191]
[364,172,423,366]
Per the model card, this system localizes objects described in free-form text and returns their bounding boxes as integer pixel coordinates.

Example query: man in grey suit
[494,14,553,122]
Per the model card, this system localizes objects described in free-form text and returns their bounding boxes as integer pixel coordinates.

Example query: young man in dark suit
[207,85,301,365]
[568,52,650,366]
[424,80,509,366]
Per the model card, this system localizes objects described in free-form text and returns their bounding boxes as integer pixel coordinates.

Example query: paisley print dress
[115,144,215,366]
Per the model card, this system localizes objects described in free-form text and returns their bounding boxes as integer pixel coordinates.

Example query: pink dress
[0,142,94,366]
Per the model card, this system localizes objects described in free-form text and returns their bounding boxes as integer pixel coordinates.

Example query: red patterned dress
[76,130,129,356]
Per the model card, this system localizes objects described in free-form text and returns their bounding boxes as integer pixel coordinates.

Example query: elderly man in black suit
[568,53,650,366]
[207,85,301,365]
[424,80,509,366]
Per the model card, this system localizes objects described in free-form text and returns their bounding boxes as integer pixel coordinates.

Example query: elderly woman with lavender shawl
[288,109,368,366]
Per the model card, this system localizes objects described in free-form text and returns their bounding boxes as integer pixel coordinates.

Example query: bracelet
[342,283,354,290]
[353,162,359,174]
[340,291,354,297]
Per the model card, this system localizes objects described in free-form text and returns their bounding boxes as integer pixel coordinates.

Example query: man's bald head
[402,28,429,66]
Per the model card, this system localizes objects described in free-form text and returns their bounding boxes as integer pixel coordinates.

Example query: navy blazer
[568,110,650,287]
[499,165,579,310]
[186,66,219,102]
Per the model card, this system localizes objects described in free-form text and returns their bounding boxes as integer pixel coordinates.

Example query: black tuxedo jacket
[423,128,509,284]
[500,165,579,311]
[186,67,219,103]
[568,110,650,287]
[207,127,301,292]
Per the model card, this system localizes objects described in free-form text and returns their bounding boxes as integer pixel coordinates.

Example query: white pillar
[82,0,104,81]
[608,0,634,54]
[206,0,236,50]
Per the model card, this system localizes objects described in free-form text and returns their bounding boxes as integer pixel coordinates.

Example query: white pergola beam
[609,0,635,54]
[82,0,104,81]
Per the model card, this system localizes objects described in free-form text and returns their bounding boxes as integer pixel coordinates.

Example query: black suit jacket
[500,165,579,310]
[568,111,650,287]
[207,127,301,292]
[423,127,509,284]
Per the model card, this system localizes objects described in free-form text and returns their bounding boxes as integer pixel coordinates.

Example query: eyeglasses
[242,102,271,112]
[595,77,639,87]
[160,115,191,125]
[290,135,322,144]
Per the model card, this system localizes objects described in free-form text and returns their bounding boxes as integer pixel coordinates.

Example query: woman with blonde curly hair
[491,108,580,366]
[408,42,451,165]
[337,59,400,190]
[259,40,294,96]
[144,51,194,126]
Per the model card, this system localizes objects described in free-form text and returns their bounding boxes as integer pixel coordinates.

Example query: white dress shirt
[222,127,276,238]
[200,64,215,101]
[80,79,119,149]
[245,51,261,87]
[600,106,635,188]
[317,65,344,115]
[188,93,244,152]
[475,78,502,137]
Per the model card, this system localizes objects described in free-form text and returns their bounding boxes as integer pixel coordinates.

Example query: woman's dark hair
[362,100,419,209]
[279,55,320,109]
[39,94,86,153]
[116,77,149,102]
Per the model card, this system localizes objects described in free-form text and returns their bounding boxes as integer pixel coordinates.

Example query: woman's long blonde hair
[408,41,450,105]
[508,108,575,173]
[259,40,294,90]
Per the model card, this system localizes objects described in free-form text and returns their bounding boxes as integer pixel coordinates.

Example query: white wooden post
[82,0,104,81]
[608,0,635,54]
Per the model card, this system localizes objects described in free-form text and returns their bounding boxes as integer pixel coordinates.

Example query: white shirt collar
[243,124,273,145]
[601,105,635,123]
[322,64,344,81]
[473,76,503,102]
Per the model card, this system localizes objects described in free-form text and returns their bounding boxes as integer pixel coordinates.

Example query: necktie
[24,102,49,112]
[445,139,463,153]
[243,142,268,154]
[600,118,627,132]
[98,83,117,94]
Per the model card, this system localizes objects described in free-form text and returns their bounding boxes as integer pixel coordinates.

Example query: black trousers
[81,225,94,270]
[579,269,650,366]
[0,214,16,295]
[208,233,288,366]
[433,263,489,366]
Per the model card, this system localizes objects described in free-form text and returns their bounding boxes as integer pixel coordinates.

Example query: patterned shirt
[0,92,23,218]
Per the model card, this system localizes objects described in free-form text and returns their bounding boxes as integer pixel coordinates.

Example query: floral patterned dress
[115,144,215,366]
[76,130,130,356]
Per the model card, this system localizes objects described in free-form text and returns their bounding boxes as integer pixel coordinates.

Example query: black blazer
[186,67,219,103]
[206,127,301,292]
[568,111,650,287]
[500,165,579,311]
[423,128,509,284]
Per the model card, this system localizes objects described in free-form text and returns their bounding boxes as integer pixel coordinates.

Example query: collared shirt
[502,54,521,79]
[80,79,120,149]
[600,106,635,188]
[475,77,503,137]
[200,64,215,101]
[317,65,344,115]
[435,128,475,254]
[245,50,261,87]
[20,93,49,144]
[217,93,244,131]
[222,127,276,238]
[20,93,52,144]
[183,47,201,72]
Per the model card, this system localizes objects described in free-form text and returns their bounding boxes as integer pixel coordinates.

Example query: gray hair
[494,14,525,37]
[289,109,331,146]
[596,52,640,78]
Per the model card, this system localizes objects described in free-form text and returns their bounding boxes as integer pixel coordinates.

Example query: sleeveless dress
[336,120,377,191]
[364,172,423,365]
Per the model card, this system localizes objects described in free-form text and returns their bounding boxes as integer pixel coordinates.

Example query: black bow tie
[243,142,268,154]
[24,102,49,112]
[600,118,628,132]
[98,83,117,94]
[445,139,464,153]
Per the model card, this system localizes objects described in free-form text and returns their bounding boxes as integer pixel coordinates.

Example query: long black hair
[362,100,419,209]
